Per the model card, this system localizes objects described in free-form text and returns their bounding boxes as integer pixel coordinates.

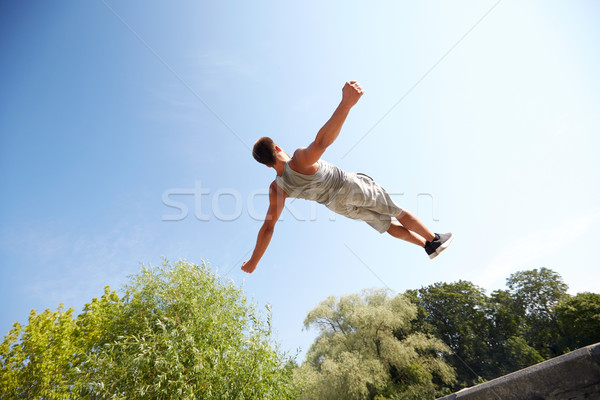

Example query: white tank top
[275,160,346,205]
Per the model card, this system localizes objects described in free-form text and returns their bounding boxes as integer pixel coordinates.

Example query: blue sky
[1,0,599,360]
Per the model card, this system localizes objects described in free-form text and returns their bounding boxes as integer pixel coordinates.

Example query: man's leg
[386,221,426,247]
[393,210,454,259]
[396,210,435,242]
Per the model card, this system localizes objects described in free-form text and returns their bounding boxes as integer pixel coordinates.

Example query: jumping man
[242,81,453,274]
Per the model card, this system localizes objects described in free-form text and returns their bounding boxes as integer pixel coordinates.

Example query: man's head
[252,137,278,167]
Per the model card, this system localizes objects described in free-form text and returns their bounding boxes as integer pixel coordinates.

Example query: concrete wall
[437,343,600,400]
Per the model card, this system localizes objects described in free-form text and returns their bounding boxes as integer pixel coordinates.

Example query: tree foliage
[407,267,598,390]
[0,260,295,399]
[295,289,456,400]
[486,289,544,376]
[0,305,80,399]
[2,263,599,399]
[556,292,600,352]
[406,281,490,387]
[505,267,568,357]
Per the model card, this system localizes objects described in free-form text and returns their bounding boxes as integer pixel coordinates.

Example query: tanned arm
[291,81,364,168]
[241,181,287,273]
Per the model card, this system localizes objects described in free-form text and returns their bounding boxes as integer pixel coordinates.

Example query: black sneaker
[425,233,454,259]
[424,241,437,259]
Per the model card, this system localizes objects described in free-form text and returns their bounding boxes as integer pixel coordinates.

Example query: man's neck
[274,159,287,176]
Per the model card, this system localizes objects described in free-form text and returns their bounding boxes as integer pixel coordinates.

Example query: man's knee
[386,220,400,232]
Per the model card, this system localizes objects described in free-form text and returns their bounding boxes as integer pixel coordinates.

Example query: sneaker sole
[435,233,454,257]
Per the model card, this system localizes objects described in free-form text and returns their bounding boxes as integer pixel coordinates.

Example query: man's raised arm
[241,181,287,274]
[292,81,364,167]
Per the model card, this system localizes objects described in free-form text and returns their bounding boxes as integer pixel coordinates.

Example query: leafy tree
[1,260,296,399]
[408,281,490,388]
[506,267,568,357]
[555,292,600,352]
[486,289,543,376]
[0,305,79,399]
[295,289,455,400]
[78,260,296,399]
[487,289,520,342]
[502,336,544,372]
[410,270,571,385]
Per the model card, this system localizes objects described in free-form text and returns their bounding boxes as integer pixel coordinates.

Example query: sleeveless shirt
[275,160,346,205]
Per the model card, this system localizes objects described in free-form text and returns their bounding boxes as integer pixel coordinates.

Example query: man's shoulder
[291,147,307,158]
[289,153,324,175]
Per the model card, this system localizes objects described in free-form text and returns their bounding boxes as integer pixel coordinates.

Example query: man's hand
[341,81,364,108]
[241,259,257,274]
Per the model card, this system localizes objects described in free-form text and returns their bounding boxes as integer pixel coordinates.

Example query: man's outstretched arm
[242,181,287,274]
[292,81,364,167]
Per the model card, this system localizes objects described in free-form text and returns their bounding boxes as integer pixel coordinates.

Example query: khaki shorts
[325,172,403,233]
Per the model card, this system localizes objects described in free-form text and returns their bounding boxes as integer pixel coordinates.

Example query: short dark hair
[252,137,277,167]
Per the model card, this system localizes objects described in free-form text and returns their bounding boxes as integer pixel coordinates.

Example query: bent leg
[387,221,426,247]
[397,210,435,242]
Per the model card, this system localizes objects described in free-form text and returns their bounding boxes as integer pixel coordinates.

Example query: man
[242,81,452,274]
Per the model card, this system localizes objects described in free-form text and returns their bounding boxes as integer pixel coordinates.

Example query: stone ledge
[437,343,600,400]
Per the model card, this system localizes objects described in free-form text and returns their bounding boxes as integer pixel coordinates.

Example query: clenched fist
[241,259,257,273]
[341,80,364,108]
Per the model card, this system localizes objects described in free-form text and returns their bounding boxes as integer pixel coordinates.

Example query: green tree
[1,260,296,399]
[486,289,543,376]
[408,281,491,388]
[295,289,455,400]
[0,305,80,399]
[555,292,600,352]
[502,336,544,372]
[77,260,296,399]
[506,267,568,357]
